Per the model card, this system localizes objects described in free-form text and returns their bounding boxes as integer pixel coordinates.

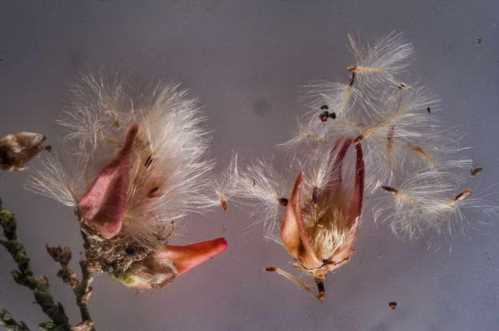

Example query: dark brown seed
[319,111,330,122]
[148,186,160,198]
[426,107,431,114]
[349,71,356,86]
[278,197,289,207]
[220,199,228,212]
[346,65,356,72]
[312,187,320,204]
[388,301,397,310]
[454,188,472,202]
[125,246,137,256]
[320,105,329,110]
[471,167,483,176]
[144,154,153,168]
[353,135,363,144]
[265,267,277,272]
[381,186,398,194]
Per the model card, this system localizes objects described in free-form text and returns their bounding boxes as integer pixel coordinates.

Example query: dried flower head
[29,76,227,288]
[0,132,49,171]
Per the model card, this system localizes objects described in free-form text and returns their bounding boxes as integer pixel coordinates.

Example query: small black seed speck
[319,111,330,122]
[278,197,288,207]
[125,246,136,256]
[471,167,483,176]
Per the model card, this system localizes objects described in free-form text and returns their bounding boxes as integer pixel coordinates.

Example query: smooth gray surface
[1,1,499,330]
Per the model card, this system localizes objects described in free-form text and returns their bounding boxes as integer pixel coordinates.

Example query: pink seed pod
[29,76,227,288]
[233,138,364,300]
[0,132,49,171]
[279,139,364,300]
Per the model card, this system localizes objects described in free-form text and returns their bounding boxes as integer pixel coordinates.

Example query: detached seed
[319,111,330,122]
[454,188,472,202]
[278,197,289,207]
[471,167,483,176]
[144,154,153,168]
[381,186,398,194]
[125,246,137,256]
[319,111,336,122]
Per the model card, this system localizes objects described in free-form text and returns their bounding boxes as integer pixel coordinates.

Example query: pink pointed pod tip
[159,237,228,275]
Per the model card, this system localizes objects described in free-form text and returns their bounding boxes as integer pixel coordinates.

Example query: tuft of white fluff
[372,169,497,239]
[28,75,214,245]
[208,153,241,211]
[275,32,488,239]
[228,158,294,243]
[29,153,77,207]
[348,31,414,88]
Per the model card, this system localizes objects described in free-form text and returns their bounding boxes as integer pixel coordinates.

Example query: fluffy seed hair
[29,75,213,245]
[348,31,414,88]
[230,159,292,243]
[238,31,487,248]
[372,169,495,238]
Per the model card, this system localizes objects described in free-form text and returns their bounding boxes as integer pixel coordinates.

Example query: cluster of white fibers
[29,75,214,245]
[227,158,294,243]
[241,32,491,241]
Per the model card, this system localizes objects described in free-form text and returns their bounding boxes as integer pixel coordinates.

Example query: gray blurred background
[1,1,499,330]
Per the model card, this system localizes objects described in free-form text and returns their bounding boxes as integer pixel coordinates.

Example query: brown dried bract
[0,132,48,171]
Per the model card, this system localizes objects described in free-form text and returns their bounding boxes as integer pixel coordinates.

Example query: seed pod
[0,132,48,171]
[29,76,228,289]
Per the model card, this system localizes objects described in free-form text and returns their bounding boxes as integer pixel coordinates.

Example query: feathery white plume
[230,32,492,300]
[28,75,228,289]
[348,31,414,88]
[30,76,214,244]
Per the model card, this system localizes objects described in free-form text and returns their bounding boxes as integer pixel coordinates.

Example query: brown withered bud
[46,245,72,266]
[0,132,48,171]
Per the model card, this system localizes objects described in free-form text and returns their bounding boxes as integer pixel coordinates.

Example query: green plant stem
[46,247,95,331]
[0,199,71,330]
[0,309,30,331]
